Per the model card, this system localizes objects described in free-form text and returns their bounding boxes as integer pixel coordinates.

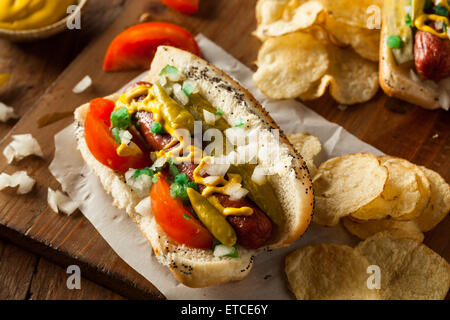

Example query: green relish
[110,107,131,129]
[150,121,164,134]
[386,35,404,49]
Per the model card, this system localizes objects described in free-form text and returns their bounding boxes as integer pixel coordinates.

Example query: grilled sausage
[414,30,450,81]
[136,111,273,249]
[178,162,273,249]
[135,111,173,150]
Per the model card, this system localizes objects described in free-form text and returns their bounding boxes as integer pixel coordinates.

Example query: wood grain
[29,259,124,300]
[0,0,448,299]
[0,240,37,299]
[0,0,127,139]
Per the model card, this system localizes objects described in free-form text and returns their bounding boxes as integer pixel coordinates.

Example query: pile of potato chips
[312,153,450,242]
[286,232,450,300]
[287,133,450,300]
[253,0,382,105]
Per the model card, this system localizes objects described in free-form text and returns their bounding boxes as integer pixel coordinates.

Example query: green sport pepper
[187,188,237,247]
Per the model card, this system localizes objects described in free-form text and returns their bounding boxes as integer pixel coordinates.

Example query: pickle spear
[187,94,285,227]
[187,188,237,247]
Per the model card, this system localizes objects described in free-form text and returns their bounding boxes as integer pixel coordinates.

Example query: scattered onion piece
[72,76,92,94]
[0,102,19,122]
[203,109,218,125]
[0,171,35,194]
[251,165,267,185]
[135,197,152,216]
[224,182,249,201]
[173,83,189,105]
[3,134,43,164]
[47,188,79,215]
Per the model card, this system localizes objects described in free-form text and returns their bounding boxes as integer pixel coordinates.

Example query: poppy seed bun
[74,46,313,287]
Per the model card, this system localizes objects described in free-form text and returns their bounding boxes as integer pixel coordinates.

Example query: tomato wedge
[161,0,199,15]
[150,176,213,249]
[103,22,201,72]
[84,98,152,172]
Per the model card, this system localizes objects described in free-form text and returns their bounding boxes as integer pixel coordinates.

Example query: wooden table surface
[0,0,448,300]
[0,0,127,300]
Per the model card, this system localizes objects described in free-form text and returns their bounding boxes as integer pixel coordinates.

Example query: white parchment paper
[49,35,383,300]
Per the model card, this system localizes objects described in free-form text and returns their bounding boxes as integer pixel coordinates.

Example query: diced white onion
[182,80,199,94]
[72,76,92,94]
[135,197,152,216]
[151,157,167,170]
[201,157,230,177]
[0,171,35,194]
[47,188,79,215]
[203,109,217,125]
[3,134,43,164]
[224,182,248,201]
[0,102,19,122]
[47,188,59,213]
[166,71,185,82]
[125,168,153,197]
[203,176,221,185]
[119,129,133,145]
[173,83,189,105]
[213,244,236,258]
[251,165,267,185]
[159,74,168,87]
[435,19,444,31]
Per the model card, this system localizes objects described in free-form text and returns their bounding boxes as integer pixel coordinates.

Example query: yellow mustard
[116,84,254,217]
[414,1,450,39]
[194,158,254,217]
[0,0,77,31]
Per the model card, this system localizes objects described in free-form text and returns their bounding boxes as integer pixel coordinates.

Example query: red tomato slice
[84,98,152,172]
[103,22,201,72]
[150,176,213,249]
[161,0,199,15]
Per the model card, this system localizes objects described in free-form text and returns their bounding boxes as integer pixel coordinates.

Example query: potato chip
[301,45,379,104]
[299,75,333,101]
[313,153,388,226]
[325,45,379,104]
[356,232,450,300]
[324,16,380,62]
[351,156,430,221]
[286,244,380,300]
[414,167,450,232]
[317,0,383,29]
[288,133,321,162]
[253,32,329,99]
[255,0,325,40]
[288,133,322,177]
[342,217,424,242]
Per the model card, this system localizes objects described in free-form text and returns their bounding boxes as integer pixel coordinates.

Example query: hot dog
[414,30,450,81]
[74,46,313,287]
[380,0,450,110]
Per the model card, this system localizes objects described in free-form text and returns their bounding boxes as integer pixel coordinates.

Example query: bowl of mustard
[0,0,89,42]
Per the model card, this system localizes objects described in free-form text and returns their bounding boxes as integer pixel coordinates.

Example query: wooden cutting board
[0,0,448,299]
